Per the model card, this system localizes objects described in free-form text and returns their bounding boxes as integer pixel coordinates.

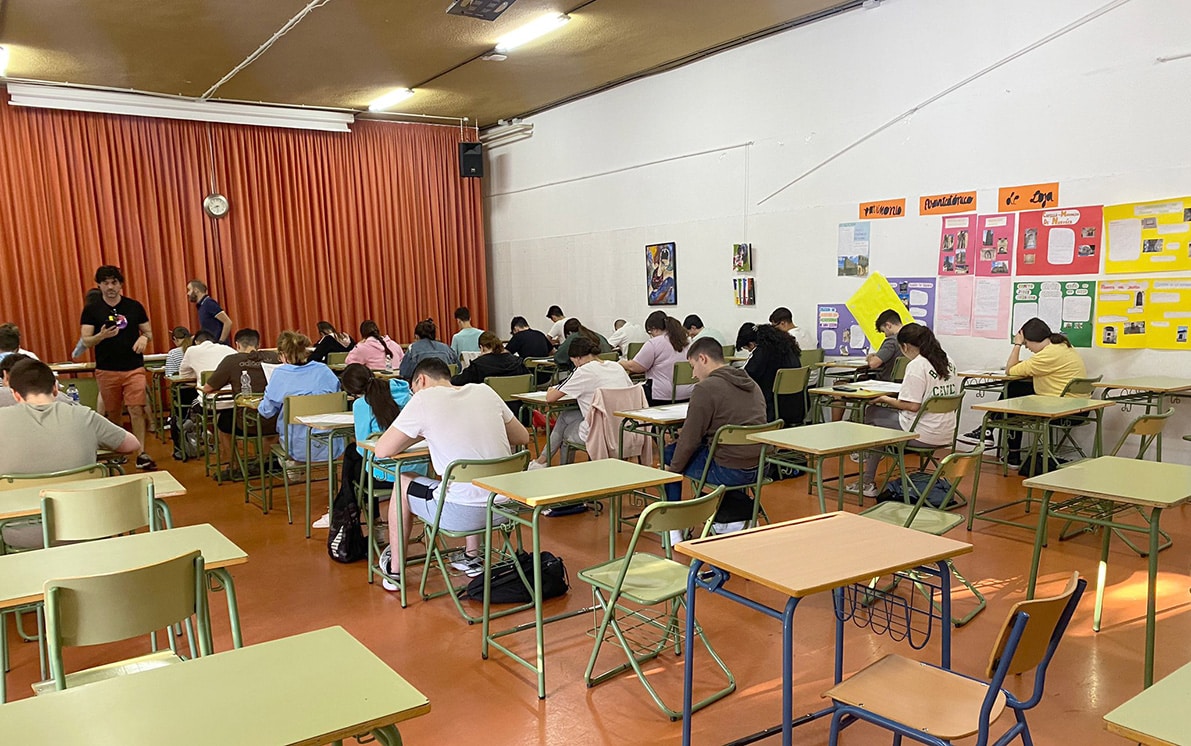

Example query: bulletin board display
[1011,280,1095,348]
[1094,277,1191,350]
[1015,206,1103,276]
[1104,197,1191,275]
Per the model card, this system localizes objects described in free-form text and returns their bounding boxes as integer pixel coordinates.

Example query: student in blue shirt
[258,330,345,465]
[451,306,484,355]
[399,319,459,380]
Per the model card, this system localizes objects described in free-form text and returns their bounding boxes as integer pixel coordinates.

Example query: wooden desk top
[0,471,186,520]
[0,524,246,610]
[357,439,430,462]
[815,359,868,369]
[48,362,95,372]
[1095,376,1191,394]
[676,511,972,598]
[958,369,1023,381]
[0,626,430,745]
[295,413,355,429]
[1023,456,1191,509]
[512,391,576,405]
[524,358,557,369]
[614,403,688,425]
[747,421,918,456]
[971,394,1111,418]
[473,459,680,508]
[166,375,197,385]
[1104,660,1191,745]
[808,386,887,400]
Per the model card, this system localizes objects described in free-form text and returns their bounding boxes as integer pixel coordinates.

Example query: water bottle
[240,370,252,394]
[66,383,80,404]
[385,354,393,372]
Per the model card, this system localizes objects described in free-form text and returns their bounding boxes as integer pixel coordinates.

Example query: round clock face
[203,193,230,218]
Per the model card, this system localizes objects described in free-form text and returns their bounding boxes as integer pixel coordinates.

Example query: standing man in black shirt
[79,265,156,471]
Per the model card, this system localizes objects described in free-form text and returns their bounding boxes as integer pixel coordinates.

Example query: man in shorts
[79,265,156,470]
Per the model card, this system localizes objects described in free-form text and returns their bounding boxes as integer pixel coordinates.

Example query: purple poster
[817,304,872,356]
[887,276,937,330]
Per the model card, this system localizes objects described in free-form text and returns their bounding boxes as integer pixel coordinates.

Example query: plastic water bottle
[385,354,393,372]
[240,370,252,394]
[66,383,80,404]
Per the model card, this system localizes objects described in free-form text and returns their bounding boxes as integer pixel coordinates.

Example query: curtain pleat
[0,93,486,358]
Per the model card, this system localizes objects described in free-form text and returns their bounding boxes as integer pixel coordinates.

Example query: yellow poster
[1104,197,1191,274]
[1094,277,1191,350]
[846,272,915,349]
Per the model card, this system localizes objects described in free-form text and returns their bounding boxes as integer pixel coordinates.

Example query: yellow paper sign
[845,273,916,349]
[1104,197,1191,274]
[1095,277,1191,350]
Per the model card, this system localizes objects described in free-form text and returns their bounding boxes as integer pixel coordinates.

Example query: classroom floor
[6,433,1189,745]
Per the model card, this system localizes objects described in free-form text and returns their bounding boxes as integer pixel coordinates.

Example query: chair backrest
[721,345,735,360]
[199,370,214,386]
[637,486,725,537]
[598,351,619,362]
[1060,375,1102,398]
[485,373,534,402]
[711,420,785,448]
[985,572,1085,696]
[0,463,107,492]
[801,348,825,367]
[45,550,210,688]
[670,361,697,402]
[283,392,348,425]
[1108,409,1173,458]
[626,341,645,360]
[441,451,530,491]
[901,447,983,522]
[41,477,156,543]
[327,352,348,366]
[448,363,459,377]
[60,377,100,410]
[891,356,910,382]
[906,394,964,446]
[772,367,810,396]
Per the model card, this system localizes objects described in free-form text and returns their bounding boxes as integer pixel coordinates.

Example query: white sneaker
[379,546,399,592]
[527,459,547,470]
[449,552,484,577]
[862,482,880,498]
[849,453,861,463]
[712,521,746,535]
[311,512,330,529]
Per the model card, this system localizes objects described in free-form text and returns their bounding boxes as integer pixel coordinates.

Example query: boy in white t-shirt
[374,357,531,586]
[531,336,632,467]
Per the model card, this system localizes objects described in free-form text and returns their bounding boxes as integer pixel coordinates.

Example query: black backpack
[327,498,367,564]
[464,550,569,603]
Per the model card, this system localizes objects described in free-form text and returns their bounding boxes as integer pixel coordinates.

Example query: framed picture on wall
[646,242,677,306]
[733,242,752,272]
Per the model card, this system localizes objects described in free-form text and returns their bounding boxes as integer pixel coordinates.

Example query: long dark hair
[563,318,600,347]
[645,310,687,352]
[754,323,800,361]
[341,363,401,430]
[897,323,951,379]
[735,322,757,351]
[1020,317,1071,347]
[360,320,396,359]
[414,318,437,341]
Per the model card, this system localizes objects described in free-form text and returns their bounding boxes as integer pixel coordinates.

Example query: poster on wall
[887,276,937,328]
[1104,197,1191,274]
[732,242,753,272]
[935,275,973,336]
[975,213,1016,276]
[1011,280,1095,348]
[846,273,914,348]
[1015,205,1103,276]
[1095,277,1191,350]
[817,304,871,357]
[937,215,975,275]
[972,278,1012,340]
[733,277,755,306]
[837,222,871,277]
[646,242,677,306]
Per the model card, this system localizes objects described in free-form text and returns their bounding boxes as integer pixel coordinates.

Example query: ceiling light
[494,13,570,53]
[0,46,8,77]
[368,88,415,112]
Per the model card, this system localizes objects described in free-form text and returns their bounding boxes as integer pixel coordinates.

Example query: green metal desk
[512,391,577,464]
[358,438,431,608]
[614,402,687,465]
[295,413,355,538]
[0,471,186,521]
[1095,376,1191,461]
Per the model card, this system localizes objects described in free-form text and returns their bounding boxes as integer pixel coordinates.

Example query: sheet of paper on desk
[959,369,1005,376]
[297,413,355,426]
[654,404,689,416]
[861,381,902,393]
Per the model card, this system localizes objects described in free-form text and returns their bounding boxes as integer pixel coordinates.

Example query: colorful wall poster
[646,242,677,305]
[887,276,937,328]
[937,214,975,275]
[816,304,871,357]
[837,221,871,277]
[1011,280,1095,348]
[975,213,1016,276]
[1015,205,1103,276]
[935,275,973,336]
[732,242,753,272]
[972,278,1012,340]
[1104,197,1191,274]
[998,182,1059,211]
[845,272,914,348]
[733,276,755,306]
[1095,277,1191,350]
[920,191,977,216]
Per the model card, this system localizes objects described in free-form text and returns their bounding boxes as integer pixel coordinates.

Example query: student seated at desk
[346,320,402,371]
[202,328,278,481]
[553,319,613,366]
[0,322,40,365]
[607,318,649,357]
[398,319,459,380]
[163,325,191,375]
[859,323,958,498]
[745,323,802,424]
[506,316,551,358]
[682,314,728,346]
[664,337,767,535]
[828,309,905,423]
[451,332,528,387]
[309,321,354,364]
[545,305,575,346]
[179,330,237,382]
[530,336,631,469]
[733,322,757,368]
[374,358,530,583]
[451,306,484,355]
[0,354,72,407]
[621,311,692,405]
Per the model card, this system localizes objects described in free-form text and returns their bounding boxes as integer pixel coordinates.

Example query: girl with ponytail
[621,311,692,404]
[346,320,403,371]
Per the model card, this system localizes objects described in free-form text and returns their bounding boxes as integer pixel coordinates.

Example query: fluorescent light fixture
[0,46,8,77]
[367,88,415,112]
[6,83,353,132]
[494,13,570,53]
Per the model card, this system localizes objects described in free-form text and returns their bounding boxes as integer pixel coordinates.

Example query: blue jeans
[663,443,757,523]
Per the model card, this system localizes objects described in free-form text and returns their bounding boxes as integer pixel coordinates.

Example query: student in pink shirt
[345,320,403,371]
[620,310,691,404]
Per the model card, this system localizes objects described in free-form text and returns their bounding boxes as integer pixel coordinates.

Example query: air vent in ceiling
[446,0,518,22]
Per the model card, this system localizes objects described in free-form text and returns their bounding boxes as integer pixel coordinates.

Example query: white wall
[485,0,1191,453]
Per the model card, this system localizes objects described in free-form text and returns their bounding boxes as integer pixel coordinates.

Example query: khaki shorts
[95,368,147,415]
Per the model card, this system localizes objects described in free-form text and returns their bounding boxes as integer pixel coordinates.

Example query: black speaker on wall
[459,142,484,178]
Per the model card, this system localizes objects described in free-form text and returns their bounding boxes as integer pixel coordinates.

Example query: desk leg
[779,595,800,746]
[836,454,845,511]
[531,506,546,699]
[541,406,553,465]
[1155,393,1164,462]
[813,456,826,514]
[207,568,243,650]
[1026,491,1053,600]
[1094,514,1111,633]
[366,459,376,586]
[1144,507,1163,689]
[304,433,313,539]
[938,560,953,668]
[682,560,703,746]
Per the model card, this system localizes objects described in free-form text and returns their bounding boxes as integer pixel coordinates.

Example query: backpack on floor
[880,472,955,509]
[463,550,569,603]
[327,498,367,563]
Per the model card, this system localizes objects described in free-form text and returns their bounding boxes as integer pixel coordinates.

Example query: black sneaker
[957,428,994,447]
[136,454,158,471]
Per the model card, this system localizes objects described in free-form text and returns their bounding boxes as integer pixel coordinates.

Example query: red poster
[1015,206,1103,276]
[937,214,976,275]
[975,213,1016,276]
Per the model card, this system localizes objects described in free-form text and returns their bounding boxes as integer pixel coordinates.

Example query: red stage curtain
[0,92,486,360]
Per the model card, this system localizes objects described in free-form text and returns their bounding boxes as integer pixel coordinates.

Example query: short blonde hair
[276,330,311,365]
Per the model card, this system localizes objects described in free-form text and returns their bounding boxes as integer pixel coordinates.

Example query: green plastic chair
[268,392,348,530]
[898,394,965,474]
[721,344,734,360]
[800,348,825,367]
[690,421,784,528]
[772,366,811,425]
[418,451,530,623]
[626,341,645,360]
[670,361,696,403]
[326,352,348,367]
[1048,375,1103,459]
[859,448,986,626]
[578,487,734,720]
[35,550,211,694]
[890,355,910,383]
[598,351,619,361]
[63,377,100,410]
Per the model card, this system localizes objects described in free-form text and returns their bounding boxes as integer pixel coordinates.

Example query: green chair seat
[860,502,965,536]
[32,650,181,695]
[578,553,689,605]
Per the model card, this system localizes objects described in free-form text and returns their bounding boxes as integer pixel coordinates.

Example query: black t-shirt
[506,329,551,358]
[80,297,150,371]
